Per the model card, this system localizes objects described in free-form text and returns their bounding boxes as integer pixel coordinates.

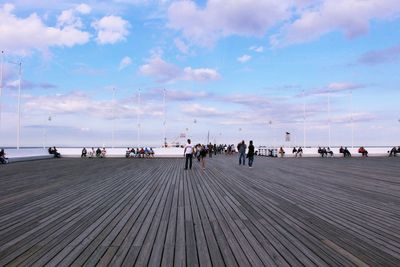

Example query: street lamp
[9,61,22,149]
[111,87,116,149]
[0,51,4,133]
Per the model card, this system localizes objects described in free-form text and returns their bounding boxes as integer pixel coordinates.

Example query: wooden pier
[0,156,399,266]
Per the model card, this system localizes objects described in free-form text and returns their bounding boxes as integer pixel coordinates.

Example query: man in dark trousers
[184,139,193,170]
[247,141,255,168]
[238,140,246,165]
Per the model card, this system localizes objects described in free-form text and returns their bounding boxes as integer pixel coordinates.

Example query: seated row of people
[81,147,106,158]
[126,147,155,158]
[292,147,303,157]
[318,147,334,157]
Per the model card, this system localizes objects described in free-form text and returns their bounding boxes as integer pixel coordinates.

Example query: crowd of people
[184,139,256,170]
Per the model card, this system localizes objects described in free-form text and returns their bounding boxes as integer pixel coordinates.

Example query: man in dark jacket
[247,141,255,168]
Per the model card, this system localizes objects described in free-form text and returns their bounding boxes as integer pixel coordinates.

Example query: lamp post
[112,87,116,149]
[137,89,141,147]
[43,115,51,149]
[9,61,22,149]
[303,89,306,148]
[163,88,167,147]
[328,90,331,147]
[0,51,4,133]
[350,90,354,148]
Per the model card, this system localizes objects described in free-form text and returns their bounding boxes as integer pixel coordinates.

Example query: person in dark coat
[247,141,255,168]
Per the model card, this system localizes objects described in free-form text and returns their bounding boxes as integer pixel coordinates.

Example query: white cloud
[119,56,133,70]
[182,67,220,81]
[0,3,90,55]
[181,103,225,117]
[174,38,189,54]
[167,0,291,46]
[250,46,264,52]
[92,15,130,44]
[237,54,252,63]
[76,4,91,14]
[139,54,220,82]
[57,3,91,29]
[139,55,181,82]
[272,0,400,47]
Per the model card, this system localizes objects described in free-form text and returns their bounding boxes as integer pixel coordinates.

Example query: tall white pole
[303,89,306,148]
[112,87,116,149]
[328,91,331,147]
[137,89,141,147]
[350,90,354,148]
[17,62,22,149]
[0,51,4,132]
[163,88,167,147]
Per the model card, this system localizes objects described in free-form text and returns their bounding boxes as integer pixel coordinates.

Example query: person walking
[184,139,193,170]
[200,144,207,170]
[238,140,246,165]
[248,140,255,168]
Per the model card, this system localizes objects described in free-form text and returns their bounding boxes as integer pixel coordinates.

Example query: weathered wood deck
[0,156,399,266]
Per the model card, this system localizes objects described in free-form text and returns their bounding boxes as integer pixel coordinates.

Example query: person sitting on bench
[326,147,334,157]
[296,147,303,157]
[96,147,102,158]
[389,146,399,157]
[358,146,368,157]
[48,146,61,158]
[101,147,107,158]
[343,147,351,157]
[279,147,285,157]
[0,149,9,164]
[81,147,87,158]
[318,147,327,157]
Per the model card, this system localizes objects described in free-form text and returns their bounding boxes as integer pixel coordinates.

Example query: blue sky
[0,0,399,148]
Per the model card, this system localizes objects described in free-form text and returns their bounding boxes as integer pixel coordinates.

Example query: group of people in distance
[81,147,106,158]
[183,139,256,170]
[125,147,154,158]
[183,140,209,170]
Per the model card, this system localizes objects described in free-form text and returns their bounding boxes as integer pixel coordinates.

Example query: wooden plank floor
[0,156,400,266]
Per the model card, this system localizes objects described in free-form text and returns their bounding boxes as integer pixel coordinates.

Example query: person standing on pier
[247,141,255,168]
[238,140,247,165]
[184,139,193,170]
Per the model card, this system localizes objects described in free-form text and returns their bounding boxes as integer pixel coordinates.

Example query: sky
[0,0,399,148]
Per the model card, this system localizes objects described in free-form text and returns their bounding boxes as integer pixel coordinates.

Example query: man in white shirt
[184,139,193,170]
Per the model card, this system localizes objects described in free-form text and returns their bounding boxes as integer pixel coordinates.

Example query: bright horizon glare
[0,0,399,148]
